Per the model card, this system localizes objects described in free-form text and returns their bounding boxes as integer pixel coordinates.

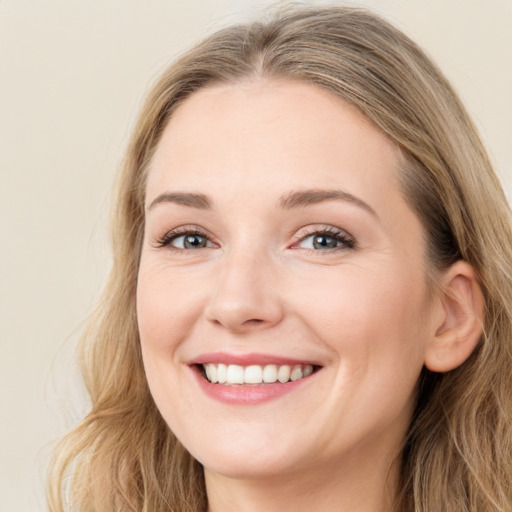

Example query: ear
[424,261,485,373]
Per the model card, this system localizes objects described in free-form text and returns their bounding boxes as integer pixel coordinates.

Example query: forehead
[146,79,402,212]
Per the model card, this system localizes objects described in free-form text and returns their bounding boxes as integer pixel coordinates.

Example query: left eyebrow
[279,189,378,218]
[148,192,213,211]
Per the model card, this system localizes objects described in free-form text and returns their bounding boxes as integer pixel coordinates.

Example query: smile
[189,353,322,404]
[203,363,315,385]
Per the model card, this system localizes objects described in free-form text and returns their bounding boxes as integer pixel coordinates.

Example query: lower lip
[191,367,315,405]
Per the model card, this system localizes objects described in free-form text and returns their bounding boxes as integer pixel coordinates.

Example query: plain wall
[1,0,511,510]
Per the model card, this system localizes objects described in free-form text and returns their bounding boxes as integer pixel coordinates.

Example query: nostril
[204,292,284,331]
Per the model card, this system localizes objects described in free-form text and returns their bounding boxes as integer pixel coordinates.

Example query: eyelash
[293,226,356,252]
[154,226,356,253]
[154,226,212,251]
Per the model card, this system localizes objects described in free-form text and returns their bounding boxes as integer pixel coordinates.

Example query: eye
[171,233,210,249]
[295,228,355,252]
[155,228,216,250]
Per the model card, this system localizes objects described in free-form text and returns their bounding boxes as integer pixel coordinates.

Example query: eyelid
[290,225,356,251]
[152,223,356,252]
[153,225,218,249]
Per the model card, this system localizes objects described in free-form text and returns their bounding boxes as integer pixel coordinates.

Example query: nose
[204,249,284,334]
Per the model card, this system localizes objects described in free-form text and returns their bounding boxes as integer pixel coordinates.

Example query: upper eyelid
[152,226,213,248]
[158,225,213,240]
[294,229,355,249]
[158,225,351,238]
[292,224,354,241]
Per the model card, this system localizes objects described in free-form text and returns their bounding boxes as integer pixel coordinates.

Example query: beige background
[1,0,511,510]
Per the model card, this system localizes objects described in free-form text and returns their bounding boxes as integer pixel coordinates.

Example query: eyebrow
[148,192,212,210]
[279,189,378,217]
[147,188,377,217]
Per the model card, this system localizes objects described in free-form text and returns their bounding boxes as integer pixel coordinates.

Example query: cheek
[136,264,207,420]
[290,263,430,370]
[136,263,207,353]
[273,264,430,451]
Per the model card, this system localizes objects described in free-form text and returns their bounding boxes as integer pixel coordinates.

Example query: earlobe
[424,261,485,373]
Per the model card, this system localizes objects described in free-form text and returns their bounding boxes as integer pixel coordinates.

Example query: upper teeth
[203,363,314,385]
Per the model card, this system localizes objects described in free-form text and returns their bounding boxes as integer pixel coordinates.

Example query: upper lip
[188,352,322,367]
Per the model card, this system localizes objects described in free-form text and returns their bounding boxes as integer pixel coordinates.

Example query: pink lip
[190,366,316,405]
[188,352,320,366]
[187,353,322,406]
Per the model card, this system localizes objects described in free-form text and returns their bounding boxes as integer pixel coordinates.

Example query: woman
[48,5,512,511]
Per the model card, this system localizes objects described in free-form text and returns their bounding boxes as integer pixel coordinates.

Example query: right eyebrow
[279,188,378,218]
[147,192,213,211]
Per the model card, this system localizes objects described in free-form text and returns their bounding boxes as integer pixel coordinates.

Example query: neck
[205,443,401,512]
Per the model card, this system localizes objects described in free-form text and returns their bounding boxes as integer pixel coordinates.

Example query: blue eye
[156,229,214,250]
[155,227,354,252]
[171,233,209,249]
[297,229,355,251]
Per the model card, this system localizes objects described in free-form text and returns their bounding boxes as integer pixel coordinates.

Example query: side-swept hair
[48,5,512,511]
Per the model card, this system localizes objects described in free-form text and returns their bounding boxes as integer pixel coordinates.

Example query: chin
[200,452,296,481]
[180,428,308,480]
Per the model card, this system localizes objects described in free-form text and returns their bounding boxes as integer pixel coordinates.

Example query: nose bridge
[205,241,283,332]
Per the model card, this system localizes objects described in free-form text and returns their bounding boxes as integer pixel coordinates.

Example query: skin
[137,80,449,512]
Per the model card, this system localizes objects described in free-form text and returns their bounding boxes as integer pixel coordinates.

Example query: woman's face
[137,80,438,480]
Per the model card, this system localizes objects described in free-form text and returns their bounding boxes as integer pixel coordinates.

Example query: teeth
[202,363,315,385]
[226,364,244,384]
[263,364,277,383]
[205,363,217,383]
[277,365,291,383]
[244,365,263,384]
[290,365,303,381]
[217,363,227,384]
[303,364,313,377]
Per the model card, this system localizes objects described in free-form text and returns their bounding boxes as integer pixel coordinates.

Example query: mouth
[198,363,320,385]
[188,353,323,404]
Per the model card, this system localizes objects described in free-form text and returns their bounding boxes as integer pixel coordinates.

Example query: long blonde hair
[48,5,512,511]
